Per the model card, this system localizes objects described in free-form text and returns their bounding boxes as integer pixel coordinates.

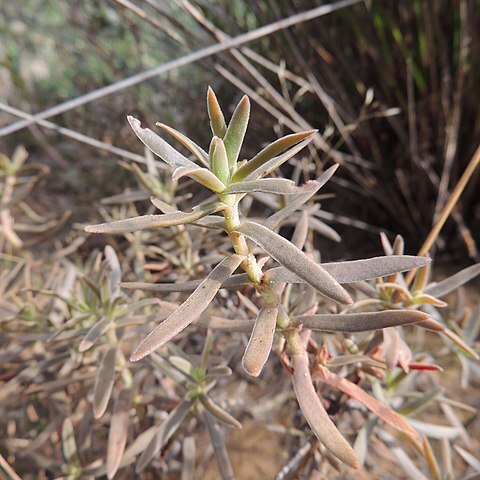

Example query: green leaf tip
[207,86,227,138]
[223,95,250,168]
[210,137,230,185]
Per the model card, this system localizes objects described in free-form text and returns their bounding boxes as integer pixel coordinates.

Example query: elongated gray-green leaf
[128,116,197,169]
[425,263,480,298]
[199,395,242,429]
[233,130,317,181]
[85,202,224,234]
[136,400,193,472]
[121,271,251,293]
[224,178,319,195]
[172,166,226,192]
[79,317,110,352]
[93,347,117,419]
[223,95,249,167]
[242,306,278,377]
[264,165,339,230]
[105,245,122,298]
[294,310,430,332]
[291,350,360,469]
[235,221,351,304]
[204,412,235,480]
[244,136,316,181]
[107,389,131,479]
[156,122,209,167]
[265,255,431,285]
[130,255,243,361]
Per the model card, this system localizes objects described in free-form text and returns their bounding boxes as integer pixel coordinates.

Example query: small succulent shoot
[85,88,437,469]
[223,95,250,169]
[207,86,227,138]
[210,137,230,185]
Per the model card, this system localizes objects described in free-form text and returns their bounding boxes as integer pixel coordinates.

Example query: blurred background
[1,0,479,261]
[1,2,480,479]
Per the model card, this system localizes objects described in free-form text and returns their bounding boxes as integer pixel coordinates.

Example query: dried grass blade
[242,306,278,376]
[233,130,317,181]
[225,178,319,195]
[235,221,351,304]
[128,116,197,169]
[130,255,243,361]
[85,202,224,234]
[93,347,117,419]
[425,263,480,298]
[295,310,430,332]
[291,350,359,468]
[136,400,193,472]
[314,365,419,439]
[106,389,131,479]
[156,122,209,167]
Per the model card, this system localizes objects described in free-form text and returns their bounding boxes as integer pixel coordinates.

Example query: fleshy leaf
[199,395,242,429]
[291,349,360,468]
[294,310,430,332]
[172,166,226,192]
[315,365,419,439]
[127,116,197,169]
[244,136,316,181]
[79,317,110,352]
[207,86,227,138]
[235,221,352,304]
[93,347,117,419]
[223,95,250,168]
[264,165,339,230]
[264,255,431,285]
[425,263,480,298]
[224,179,319,195]
[210,137,230,185]
[130,255,243,361]
[204,412,235,480]
[232,130,317,181]
[85,202,225,234]
[156,122,209,167]
[242,306,278,377]
[106,389,131,479]
[136,400,193,472]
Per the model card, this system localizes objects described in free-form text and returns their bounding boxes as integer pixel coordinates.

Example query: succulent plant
[83,88,450,469]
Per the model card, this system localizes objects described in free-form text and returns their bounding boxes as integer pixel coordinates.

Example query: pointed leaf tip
[207,87,227,138]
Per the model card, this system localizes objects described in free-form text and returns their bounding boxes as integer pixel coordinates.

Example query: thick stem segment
[222,198,263,284]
